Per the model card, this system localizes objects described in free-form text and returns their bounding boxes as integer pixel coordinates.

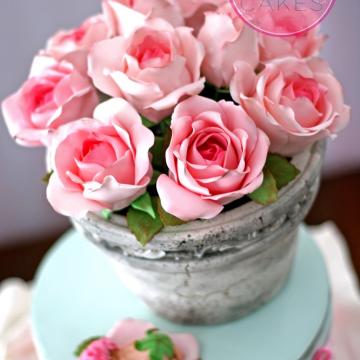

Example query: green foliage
[156,197,186,226]
[97,91,111,103]
[101,209,113,221]
[141,115,157,128]
[151,136,167,169]
[74,337,101,357]
[135,329,175,360]
[150,170,161,186]
[127,198,164,246]
[127,196,188,244]
[42,171,53,184]
[249,154,300,205]
[265,154,300,190]
[131,192,156,219]
[249,169,278,205]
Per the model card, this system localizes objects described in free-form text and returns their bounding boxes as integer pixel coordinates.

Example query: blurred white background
[0,0,359,246]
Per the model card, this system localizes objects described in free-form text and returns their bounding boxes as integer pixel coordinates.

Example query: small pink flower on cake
[46,98,154,217]
[198,3,259,88]
[156,96,270,221]
[77,319,200,360]
[230,58,350,156]
[88,10,205,123]
[312,347,332,360]
[102,0,184,32]
[1,54,98,147]
[258,27,326,62]
[46,15,110,61]
[78,338,118,360]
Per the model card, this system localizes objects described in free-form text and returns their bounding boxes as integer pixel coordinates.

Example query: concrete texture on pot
[73,142,325,325]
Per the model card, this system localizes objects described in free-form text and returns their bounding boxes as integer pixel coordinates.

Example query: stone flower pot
[73,142,325,325]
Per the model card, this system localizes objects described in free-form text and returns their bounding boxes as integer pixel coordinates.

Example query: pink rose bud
[80,338,118,360]
[313,347,332,360]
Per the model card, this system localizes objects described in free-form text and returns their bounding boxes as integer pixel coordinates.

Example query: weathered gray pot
[73,142,325,325]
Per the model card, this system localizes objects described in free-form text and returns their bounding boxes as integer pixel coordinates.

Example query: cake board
[32,225,331,360]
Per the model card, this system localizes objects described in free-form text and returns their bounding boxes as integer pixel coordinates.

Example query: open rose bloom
[157,96,269,221]
[1,1,350,240]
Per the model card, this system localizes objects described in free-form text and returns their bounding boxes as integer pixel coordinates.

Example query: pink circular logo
[230,0,335,37]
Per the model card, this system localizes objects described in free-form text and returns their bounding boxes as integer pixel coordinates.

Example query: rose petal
[157,175,223,221]
[47,173,105,217]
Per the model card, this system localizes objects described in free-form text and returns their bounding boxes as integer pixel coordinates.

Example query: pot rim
[75,141,325,250]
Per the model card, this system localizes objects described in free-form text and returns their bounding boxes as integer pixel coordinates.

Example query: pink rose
[108,319,200,360]
[103,0,184,32]
[230,58,350,156]
[80,338,118,360]
[156,96,270,221]
[88,14,205,123]
[46,15,109,60]
[198,4,259,88]
[177,0,225,18]
[46,98,154,217]
[312,347,332,360]
[258,27,326,62]
[177,0,226,33]
[1,55,98,147]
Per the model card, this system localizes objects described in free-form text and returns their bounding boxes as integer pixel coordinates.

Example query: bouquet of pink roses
[2,0,350,245]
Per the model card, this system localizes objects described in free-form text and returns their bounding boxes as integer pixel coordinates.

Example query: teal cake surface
[32,226,330,360]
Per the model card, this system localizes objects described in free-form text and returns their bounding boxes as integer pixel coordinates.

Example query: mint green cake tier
[32,226,331,360]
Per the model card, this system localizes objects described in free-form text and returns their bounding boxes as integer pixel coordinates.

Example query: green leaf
[97,91,111,103]
[150,170,162,186]
[151,130,171,171]
[159,117,171,133]
[42,171,53,184]
[135,329,175,360]
[249,169,278,205]
[163,117,171,126]
[127,198,163,246]
[101,209,113,221]
[141,115,156,128]
[216,87,230,94]
[266,154,300,190]
[131,192,156,219]
[151,136,166,169]
[156,197,186,226]
[74,336,101,357]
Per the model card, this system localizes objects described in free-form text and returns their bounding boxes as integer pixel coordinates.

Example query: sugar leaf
[42,171,53,184]
[131,192,156,219]
[266,154,300,189]
[74,336,101,357]
[141,115,156,128]
[127,198,163,246]
[135,329,175,360]
[101,209,113,221]
[156,197,186,226]
[249,169,278,205]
